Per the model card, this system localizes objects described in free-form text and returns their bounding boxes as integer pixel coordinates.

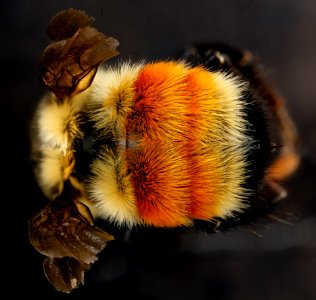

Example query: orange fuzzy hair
[89,61,250,227]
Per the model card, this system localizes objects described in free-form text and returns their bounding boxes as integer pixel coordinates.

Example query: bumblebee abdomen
[88,62,252,227]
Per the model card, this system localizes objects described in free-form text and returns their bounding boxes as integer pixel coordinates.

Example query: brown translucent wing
[47,8,95,41]
[43,257,89,293]
[41,8,120,100]
[28,197,114,292]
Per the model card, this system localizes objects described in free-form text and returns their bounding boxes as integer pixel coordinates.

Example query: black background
[2,1,316,299]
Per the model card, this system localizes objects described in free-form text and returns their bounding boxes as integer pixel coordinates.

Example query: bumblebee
[28,8,300,293]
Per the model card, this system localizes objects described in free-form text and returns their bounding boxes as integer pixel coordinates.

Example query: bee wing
[46,8,95,41]
[28,197,114,292]
[40,8,119,100]
[43,256,89,293]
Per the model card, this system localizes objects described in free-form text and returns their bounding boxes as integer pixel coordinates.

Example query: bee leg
[266,103,301,182]
[180,43,252,72]
[264,179,288,203]
[181,45,231,71]
[211,219,222,232]
[73,198,95,226]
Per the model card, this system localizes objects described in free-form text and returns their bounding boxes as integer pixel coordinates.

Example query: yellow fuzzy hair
[36,94,81,154]
[88,148,139,227]
[36,147,64,199]
[86,63,144,226]
[33,92,85,198]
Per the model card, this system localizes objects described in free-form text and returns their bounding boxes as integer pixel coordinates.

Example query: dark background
[2,0,316,299]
